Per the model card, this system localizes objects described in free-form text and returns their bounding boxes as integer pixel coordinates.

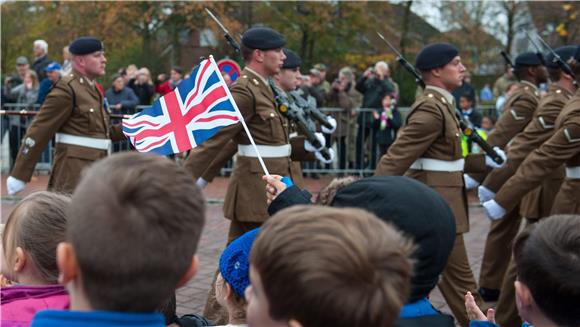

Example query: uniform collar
[244,67,269,86]
[425,85,455,106]
[520,80,538,92]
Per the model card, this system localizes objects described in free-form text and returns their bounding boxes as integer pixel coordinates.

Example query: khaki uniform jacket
[184,68,300,222]
[375,88,471,233]
[495,88,580,214]
[487,81,541,149]
[483,85,572,219]
[10,70,124,193]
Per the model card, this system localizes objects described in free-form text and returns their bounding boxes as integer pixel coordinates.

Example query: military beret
[241,27,286,50]
[574,45,580,61]
[415,43,459,71]
[514,51,545,68]
[282,48,301,69]
[69,37,103,55]
[545,45,577,69]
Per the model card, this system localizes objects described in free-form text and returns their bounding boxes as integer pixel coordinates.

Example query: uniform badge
[252,79,259,86]
[24,137,36,148]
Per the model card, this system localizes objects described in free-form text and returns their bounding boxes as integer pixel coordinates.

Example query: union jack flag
[123,56,241,155]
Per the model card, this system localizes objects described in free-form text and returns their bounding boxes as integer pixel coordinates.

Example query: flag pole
[209,55,270,176]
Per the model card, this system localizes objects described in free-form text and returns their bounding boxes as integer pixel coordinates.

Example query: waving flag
[123,56,241,155]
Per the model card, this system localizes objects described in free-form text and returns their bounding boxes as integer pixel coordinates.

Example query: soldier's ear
[254,49,265,63]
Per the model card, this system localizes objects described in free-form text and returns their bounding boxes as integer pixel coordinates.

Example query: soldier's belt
[565,166,580,179]
[55,133,111,150]
[238,144,291,158]
[410,158,465,172]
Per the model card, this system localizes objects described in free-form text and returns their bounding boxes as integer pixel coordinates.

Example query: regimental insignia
[556,89,562,94]
[534,91,539,97]
[441,97,447,104]
[427,93,434,98]
[510,109,526,121]
[22,137,36,155]
[252,78,259,86]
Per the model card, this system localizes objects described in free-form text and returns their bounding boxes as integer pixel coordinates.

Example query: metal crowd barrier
[1,103,496,176]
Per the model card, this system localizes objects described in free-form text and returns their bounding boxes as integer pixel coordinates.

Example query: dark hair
[251,205,414,327]
[68,152,206,312]
[513,215,580,326]
[171,66,184,75]
[459,93,474,103]
[241,44,255,62]
[2,192,70,284]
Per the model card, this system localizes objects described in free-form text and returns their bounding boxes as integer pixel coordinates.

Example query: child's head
[481,116,494,131]
[217,228,260,322]
[1,192,70,285]
[459,94,474,110]
[513,214,580,326]
[382,94,393,109]
[58,152,206,312]
[246,205,414,327]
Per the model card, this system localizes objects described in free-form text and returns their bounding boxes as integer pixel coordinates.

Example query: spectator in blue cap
[37,62,62,105]
[216,228,260,327]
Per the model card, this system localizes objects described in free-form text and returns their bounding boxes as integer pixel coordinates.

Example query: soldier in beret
[184,28,299,322]
[6,37,125,195]
[481,45,580,327]
[474,51,548,304]
[374,43,491,326]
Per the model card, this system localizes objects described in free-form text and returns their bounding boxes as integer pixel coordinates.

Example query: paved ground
[1,173,492,322]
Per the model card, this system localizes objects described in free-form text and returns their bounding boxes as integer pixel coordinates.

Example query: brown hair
[68,152,206,312]
[2,192,70,283]
[315,176,358,205]
[513,214,580,326]
[241,44,256,63]
[251,205,414,327]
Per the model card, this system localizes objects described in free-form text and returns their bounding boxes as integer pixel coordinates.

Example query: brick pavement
[1,174,492,322]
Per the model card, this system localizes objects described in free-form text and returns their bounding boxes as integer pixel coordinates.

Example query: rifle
[269,81,332,161]
[376,32,504,165]
[205,8,240,53]
[523,30,546,65]
[528,31,576,81]
[500,50,514,69]
[288,89,334,131]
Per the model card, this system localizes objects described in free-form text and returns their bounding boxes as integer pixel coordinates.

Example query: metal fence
[1,103,497,176]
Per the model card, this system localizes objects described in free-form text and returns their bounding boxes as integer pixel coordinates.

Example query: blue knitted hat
[219,228,260,299]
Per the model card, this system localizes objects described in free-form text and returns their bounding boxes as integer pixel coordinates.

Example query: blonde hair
[2,192,70,283]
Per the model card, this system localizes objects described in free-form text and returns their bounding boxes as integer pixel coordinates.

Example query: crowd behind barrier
[0,103,498,175]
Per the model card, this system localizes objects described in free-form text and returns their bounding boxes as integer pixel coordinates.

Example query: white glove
[477,185,496,204]
[7,176,26,195]
[321,116,337,134]
[483,199,506,220]
[315,148,335,164]
[304,132,326,152]
[195,177,208,189]
[485,147,507,169]
[464,174,480,190]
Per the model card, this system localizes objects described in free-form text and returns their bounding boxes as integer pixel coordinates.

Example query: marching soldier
[6,37,125,195]
[375,43,493,326]
[475,52,547,302]
[483,45,580,327]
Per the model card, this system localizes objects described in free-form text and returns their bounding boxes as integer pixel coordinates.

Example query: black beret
[241,27,286,50]
[69,37,103,55]
[331,176,456,303]
[415,43,459,71]
[546,45,577,69]
[574,45,580,61]
[282,48,301,69]
[515,51,545,68]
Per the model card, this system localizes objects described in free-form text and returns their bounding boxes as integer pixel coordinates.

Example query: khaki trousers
[479,206,522,290]
[438,234,485,327]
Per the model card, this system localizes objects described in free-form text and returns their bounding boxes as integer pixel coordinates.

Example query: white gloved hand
[464,174,480,190]
[304,132,326,152]
[321,116,337,134]
[6,176,26,195]
[485,147,507,169]
[477,185,496,204]
[483,199,506,220]
[315,147,335,164]
[195,177,208,189]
